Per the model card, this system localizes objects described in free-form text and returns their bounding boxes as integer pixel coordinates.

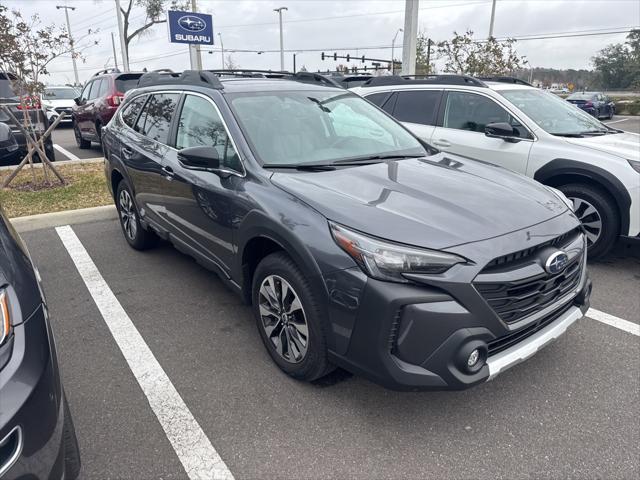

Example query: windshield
[42,87,78,100]
[500,89,605,135]
[227,90,426,166]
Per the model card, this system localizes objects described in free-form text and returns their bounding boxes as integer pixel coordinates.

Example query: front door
[159,93,243,274]
[430,90,534,175]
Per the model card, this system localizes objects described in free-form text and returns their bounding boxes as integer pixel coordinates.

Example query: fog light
[467,349,480,368]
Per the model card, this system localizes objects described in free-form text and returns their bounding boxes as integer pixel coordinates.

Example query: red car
[72,69,143,149]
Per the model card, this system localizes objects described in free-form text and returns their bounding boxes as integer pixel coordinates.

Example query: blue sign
[167,10,214,45]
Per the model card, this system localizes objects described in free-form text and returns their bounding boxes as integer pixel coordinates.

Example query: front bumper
[0,305,66,479]
[326,215,591,390]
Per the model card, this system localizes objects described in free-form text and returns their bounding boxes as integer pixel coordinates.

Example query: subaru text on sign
[167,10,214,45]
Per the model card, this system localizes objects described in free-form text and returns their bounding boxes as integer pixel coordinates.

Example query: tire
[558,183,619,259]
[115,180,157,250]
[252,252,334,382]
[95,121,102,144]
[74,122,91,149]
[63,395,81,480]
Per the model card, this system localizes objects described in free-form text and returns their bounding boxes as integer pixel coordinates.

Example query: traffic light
[333,52,337,61]
[346,54,350,62]
[361,55,365,63]
[321,52,325,60]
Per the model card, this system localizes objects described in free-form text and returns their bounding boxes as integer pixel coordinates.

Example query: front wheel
[115,181,157,250]
[73,122,91,149]
[252,252,334,382]
[559,183,619,259]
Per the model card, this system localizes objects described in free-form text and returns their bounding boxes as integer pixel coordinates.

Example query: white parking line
[53,143,80,161]
[603,118,629,125]
[55,225,234,480]
[587,308,640,336]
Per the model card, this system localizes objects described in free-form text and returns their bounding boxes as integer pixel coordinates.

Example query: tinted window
[443,92,514,133]
[176,95,241,172]
[121,95,147,128]
[79,82,91,102]
[364,92,391,108]
[87,80,102,100]
[135,93,179,144]
[115,74,142,93]
[393,90,441,126]
[96,78,110,98]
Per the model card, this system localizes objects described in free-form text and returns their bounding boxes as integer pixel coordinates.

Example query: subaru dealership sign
[167,10,214,45]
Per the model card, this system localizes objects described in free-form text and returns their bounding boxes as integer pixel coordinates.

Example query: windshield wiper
[552,133,585,138]
[332,153,424,165]
[579,130,608,136]
[263,163,336,171]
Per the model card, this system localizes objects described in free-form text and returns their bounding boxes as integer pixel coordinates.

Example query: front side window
[135,93,179,144]
[443,91,516,133]
[88,80,102,100]
[500,88,606,135]
[227,90,425,166]
[365,92,391,108]
[393,90,442,126]
[121,95,147,128]
[176,94,241,172]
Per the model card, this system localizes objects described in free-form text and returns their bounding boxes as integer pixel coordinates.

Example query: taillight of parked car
[584,101,593,107]
[107,93,125,107]
[16,96,41,110]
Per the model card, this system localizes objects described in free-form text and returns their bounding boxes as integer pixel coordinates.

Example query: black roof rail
[292,72,344,88]
[477,76,533,86]
[93,68,121,77]
[207,69,289,78]
[362,74,487,88]
[137,70,223,89]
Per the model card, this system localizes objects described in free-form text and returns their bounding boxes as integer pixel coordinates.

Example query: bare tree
[224,54,240,70]
[119,0,189,59]
[0,5,96,187]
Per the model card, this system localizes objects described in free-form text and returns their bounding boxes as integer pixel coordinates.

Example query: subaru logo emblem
[545,251,569,274]
[178,15,206,32]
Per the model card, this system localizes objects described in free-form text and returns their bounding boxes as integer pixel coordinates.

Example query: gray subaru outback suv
[103,70,592,390]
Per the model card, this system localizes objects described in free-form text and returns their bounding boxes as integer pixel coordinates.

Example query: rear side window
[364,92,391,108]
[135,93,179,144]
[392,90,442,126]
[121,95,147,128]
[115,74,142,93]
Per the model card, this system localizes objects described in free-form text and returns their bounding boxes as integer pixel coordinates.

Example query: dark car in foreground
[72,68,143,149]
[102,70,592,390]
[0,206,81,478]
[0,72,56,166]
[566,91,615,119]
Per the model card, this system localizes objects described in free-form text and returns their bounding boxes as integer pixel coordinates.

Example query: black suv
[1,72,55,166]
[102,70,592,390]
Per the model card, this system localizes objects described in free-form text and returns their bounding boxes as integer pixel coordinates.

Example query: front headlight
[0,290,11,346]
[329,222,467,283]
[546,186,574,211]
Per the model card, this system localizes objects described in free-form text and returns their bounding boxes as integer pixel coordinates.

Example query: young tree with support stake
[0,5,95,188]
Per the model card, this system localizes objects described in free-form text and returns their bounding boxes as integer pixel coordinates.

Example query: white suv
[351,76,640,258]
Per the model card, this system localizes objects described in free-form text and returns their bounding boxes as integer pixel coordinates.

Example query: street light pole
[218,33,224,69]
[391,28,403,75]
[111,32,119,70]
[488,0,497,38]
[401,0,419,75]
[56,5,80,85]
[114,0,130,72]
[274,6,288,71]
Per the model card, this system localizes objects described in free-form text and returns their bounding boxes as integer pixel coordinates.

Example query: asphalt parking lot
[20,217,639,479]
[48,115,640,163]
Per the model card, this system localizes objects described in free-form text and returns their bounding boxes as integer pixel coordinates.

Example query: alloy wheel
[569,196,602,247]
[258,275,309,363]
[118,189,138,240]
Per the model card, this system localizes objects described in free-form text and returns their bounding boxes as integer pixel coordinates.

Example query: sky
[4,0,640,85]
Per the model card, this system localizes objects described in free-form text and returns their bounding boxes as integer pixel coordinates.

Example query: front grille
[54,107,72,113]
[488,302,574,356]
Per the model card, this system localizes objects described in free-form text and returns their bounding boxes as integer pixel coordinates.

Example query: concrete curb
[10,204,117,233]
[0,157,104,171]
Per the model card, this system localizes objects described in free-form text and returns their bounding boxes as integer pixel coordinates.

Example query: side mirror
[73,96,81,106]
[178,146,220,170]
[485,122,521,143]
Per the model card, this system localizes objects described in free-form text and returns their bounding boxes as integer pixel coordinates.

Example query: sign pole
[189,0,203,70]
[115,0,130,72]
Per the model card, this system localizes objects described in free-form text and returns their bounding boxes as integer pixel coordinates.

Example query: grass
[0,161,112,218]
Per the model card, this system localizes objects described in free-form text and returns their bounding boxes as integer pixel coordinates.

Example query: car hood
[42,99,75,108]
[271,153,569,250]
[564,131,640,161]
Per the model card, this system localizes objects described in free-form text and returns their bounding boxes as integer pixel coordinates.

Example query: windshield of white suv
[42,87,78,100]
[500,89,608,136]
[227,90,426,166]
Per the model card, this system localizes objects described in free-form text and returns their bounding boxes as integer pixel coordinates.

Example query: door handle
[162,166,175,180]
[122,146,133,157]
[433,139,451,148]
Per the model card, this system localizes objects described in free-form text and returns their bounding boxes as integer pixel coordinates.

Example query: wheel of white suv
[559,183,619,259]
[115,181,157,250]
[252,252,334,381]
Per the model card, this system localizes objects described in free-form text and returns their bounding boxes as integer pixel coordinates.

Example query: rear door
[158,92,244,274]
[120,92,181,229]
[430,90,534,174]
